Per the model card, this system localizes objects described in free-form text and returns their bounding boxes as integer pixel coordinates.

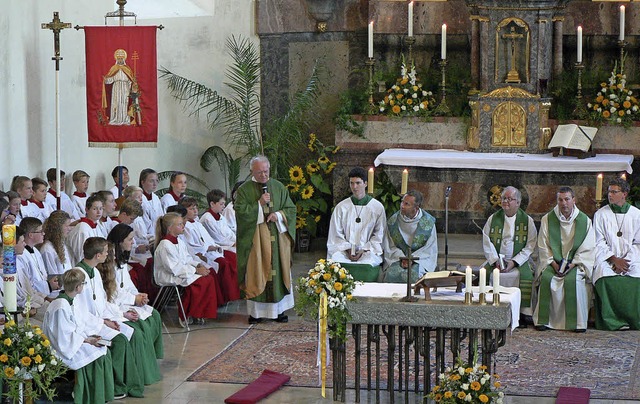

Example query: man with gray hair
[482,186,537,322]
[235,155,297,324]
[382,190,438,283]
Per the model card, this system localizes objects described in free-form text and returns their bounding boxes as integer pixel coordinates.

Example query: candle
[368,21,374,58]
[2,225,18,312]
[465,266,472,293]
[408,1,414,37]
[596,173,603,201]
[441,24,447,59]
[620,5,625,41]
[401,169,408,194]
[368,167,374,194]
[577,26,583,63]
[622,173,627,181]
[351,244,356,256]
[479,267,486,294]
[493,268,500,294]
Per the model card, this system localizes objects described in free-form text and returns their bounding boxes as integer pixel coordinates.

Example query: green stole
[57,291,74,305]
[387,209,436,253]
[351,194,373,206]
[486,209,533,307]
[610,202,631,214]
[537,210,589,329]
[77,261,95,279]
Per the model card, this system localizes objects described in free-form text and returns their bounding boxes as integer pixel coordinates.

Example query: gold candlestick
[433,59,450,116]
[492,292,500,306]
[464,291,473,305]
[365,57,375,113]
[595,197,604,210]
[573,63,588,120]
[478,292,487,305]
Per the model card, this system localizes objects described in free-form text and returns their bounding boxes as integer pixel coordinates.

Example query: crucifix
[399,248,420,302]
[41,12,72,210]
[503,26,523,83]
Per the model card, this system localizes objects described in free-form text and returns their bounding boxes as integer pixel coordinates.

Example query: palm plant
[159,34,322,187]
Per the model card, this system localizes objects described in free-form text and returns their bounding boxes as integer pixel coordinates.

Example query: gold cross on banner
[41,12,72,70]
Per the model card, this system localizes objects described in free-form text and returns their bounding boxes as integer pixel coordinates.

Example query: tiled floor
[120,235,639,403]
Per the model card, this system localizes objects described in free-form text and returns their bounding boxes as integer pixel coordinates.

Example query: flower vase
[295,230,311,253]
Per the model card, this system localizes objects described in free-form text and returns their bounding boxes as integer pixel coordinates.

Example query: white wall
[0,0,256,193]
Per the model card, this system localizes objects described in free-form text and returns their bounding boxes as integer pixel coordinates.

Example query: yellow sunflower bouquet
[1,310,67,402]
[286,133,338,236]
[428,355,504,404]
[378,55,436,117]
[588,62,639,126]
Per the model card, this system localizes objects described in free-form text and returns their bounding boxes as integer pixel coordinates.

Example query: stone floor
[116,234,638,404]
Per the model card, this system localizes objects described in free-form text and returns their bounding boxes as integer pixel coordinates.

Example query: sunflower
[296,216,306,229]
[318,156,330,165]
[301,185,314,200]
[325,162,337,174]
[314,215,321,223]
[306,162,320,174]
[289,166,304,182]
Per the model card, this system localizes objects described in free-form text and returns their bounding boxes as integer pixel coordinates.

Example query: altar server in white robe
[66,195,103,264]
[533,186,595,332]
[15,227,50,324]
[120,187,153,264]
[74,236,144,398]
[160,172,187,212]
[201,189,237,252]
[593,178,640,330]
[44,268,116,404]
[17,217,59,298]
[44,168,81,220]
[27,178,53,222]
[95,190,117,238]
[327,167,386,282]
[40,211,74,275]
[71,170,91,217]
[382,190,438,283]
[221,181,243,234]
[139,168,164,238]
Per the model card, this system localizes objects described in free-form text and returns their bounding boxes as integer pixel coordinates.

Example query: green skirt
[340,263,380,282]
[594,276,640,330]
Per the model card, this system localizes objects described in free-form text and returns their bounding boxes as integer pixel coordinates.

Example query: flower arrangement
[286,133,338,236]
[1,310,67,402]
[588,63,639,126]
[295,259,359,341]
[428,355,504,404]
[378,55,436,117]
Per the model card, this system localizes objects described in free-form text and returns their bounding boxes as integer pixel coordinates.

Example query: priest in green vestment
[235,156,296,324]
[533,186,595,332]
[482,186,537,317]
[593,178,640,330]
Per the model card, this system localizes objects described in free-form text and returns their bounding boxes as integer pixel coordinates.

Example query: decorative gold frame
[494,17,530,84]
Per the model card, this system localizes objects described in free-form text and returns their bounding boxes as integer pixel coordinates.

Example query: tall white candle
[620,6,625,41]
[408,1,414,37]
[401,169,408,195]
[493,268,500,294]
[577,26,583,63]
[441,24,447,59]
[368,21,374,58]
[465,266,472,293]
[479,267,486,294]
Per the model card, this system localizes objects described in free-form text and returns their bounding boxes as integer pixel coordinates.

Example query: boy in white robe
[71,170,90,217]
[139,168,164,239]
[45,168,81,220]
[66,195,103,264]
[15,227,50,325]
[201,189,237,253]
[26,177,53,222]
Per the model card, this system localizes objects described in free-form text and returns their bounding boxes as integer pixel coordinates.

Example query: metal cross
[41,12,72,70]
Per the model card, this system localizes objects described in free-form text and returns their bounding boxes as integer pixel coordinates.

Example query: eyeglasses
[501,197,517,202]
[608,190,623,194]
[81,281,88,285]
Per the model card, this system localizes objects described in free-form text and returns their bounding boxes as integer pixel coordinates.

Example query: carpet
[187,321,640,400]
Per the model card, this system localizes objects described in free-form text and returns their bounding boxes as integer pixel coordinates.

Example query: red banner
[84,26,158,147]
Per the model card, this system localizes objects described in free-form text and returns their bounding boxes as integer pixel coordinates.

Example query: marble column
[537,18,548,94]
[470,16,481,92]
[552,16,564,79]
[479,16,490,91]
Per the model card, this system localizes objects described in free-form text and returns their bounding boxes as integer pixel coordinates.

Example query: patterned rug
[187,321,640,400]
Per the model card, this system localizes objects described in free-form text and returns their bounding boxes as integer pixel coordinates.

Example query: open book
[548,124,598,152]
[414,270,466,284]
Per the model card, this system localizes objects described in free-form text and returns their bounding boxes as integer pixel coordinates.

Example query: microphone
[445,186,452,197]
[261,184,271,208]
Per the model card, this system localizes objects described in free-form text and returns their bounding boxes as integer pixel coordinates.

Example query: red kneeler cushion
[224,369,291,404]
[556,386,590,404]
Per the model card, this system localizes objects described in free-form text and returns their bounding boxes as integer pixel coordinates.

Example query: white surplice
[183,219,224,271]
[40,240,73,275]
[66,220,102,265]
[154,239,202,287]
[45,190,81,220]
[141,192,163,237]
[200,211,236,252]
[222,202,237,233]
[593,204,640,283]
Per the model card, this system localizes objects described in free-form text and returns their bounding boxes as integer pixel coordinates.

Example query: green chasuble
[485,208,534,307]
[236,178,297,302]
[536,210,589,330]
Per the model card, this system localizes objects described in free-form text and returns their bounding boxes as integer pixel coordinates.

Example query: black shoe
[275,314,288,323]
[574,328,586,333]
[534,325,548,331]
[248,316,263,324]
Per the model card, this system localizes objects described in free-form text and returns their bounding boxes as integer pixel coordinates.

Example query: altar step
[437,233,485,269]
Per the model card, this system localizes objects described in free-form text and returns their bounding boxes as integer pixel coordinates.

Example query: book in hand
[548,124,598,156]
[95,338,111,347]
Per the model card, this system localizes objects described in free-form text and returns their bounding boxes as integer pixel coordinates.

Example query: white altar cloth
[374,149,634,173]
[353,283,521,330]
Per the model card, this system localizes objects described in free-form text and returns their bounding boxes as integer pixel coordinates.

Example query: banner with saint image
[84,26,158,147]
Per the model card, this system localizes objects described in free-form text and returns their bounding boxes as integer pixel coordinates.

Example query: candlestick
[596,173,603,201]
[573,62,588,119]
[408,1,414,37]
[441,24,447,59]
[433,59,450,116]
[465,265,472,294]
[368,21,374,58]
[577,26,582,63]
[492,292,500,306]
[619,5,625,41]
[401,169,408,194]
[479,267,486,294]
[365,57,375,110]
[493,267,500,294]
[478,292,487,305]
[368,167,374,194]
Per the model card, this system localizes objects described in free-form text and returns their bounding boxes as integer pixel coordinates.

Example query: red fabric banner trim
[84,26,158,146]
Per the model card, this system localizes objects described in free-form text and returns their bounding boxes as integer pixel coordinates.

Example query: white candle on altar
[441,24,447,59]
[401,169,408,194]
[408,1,414,37]
[368,167,374,194]
[465,266,472,293]
[368,21,374,58]
[493,268,500,294]
[596,173,603,201]
[479,267,486,294]
[577,26,583,63]
[620,5,625,41]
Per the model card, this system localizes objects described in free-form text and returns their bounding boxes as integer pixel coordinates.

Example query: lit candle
[596,173,603,201]
[622,173,627,181]
[441,24,447,59]
[408,1,414,37]
[493,268,500,294]
[479,267,486,294]
[577,26,583,63]
[401,169,408,194]
[620,5,625,41]
[368,21,374,58]
[465,266,472,293]
[368,167,374,194]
